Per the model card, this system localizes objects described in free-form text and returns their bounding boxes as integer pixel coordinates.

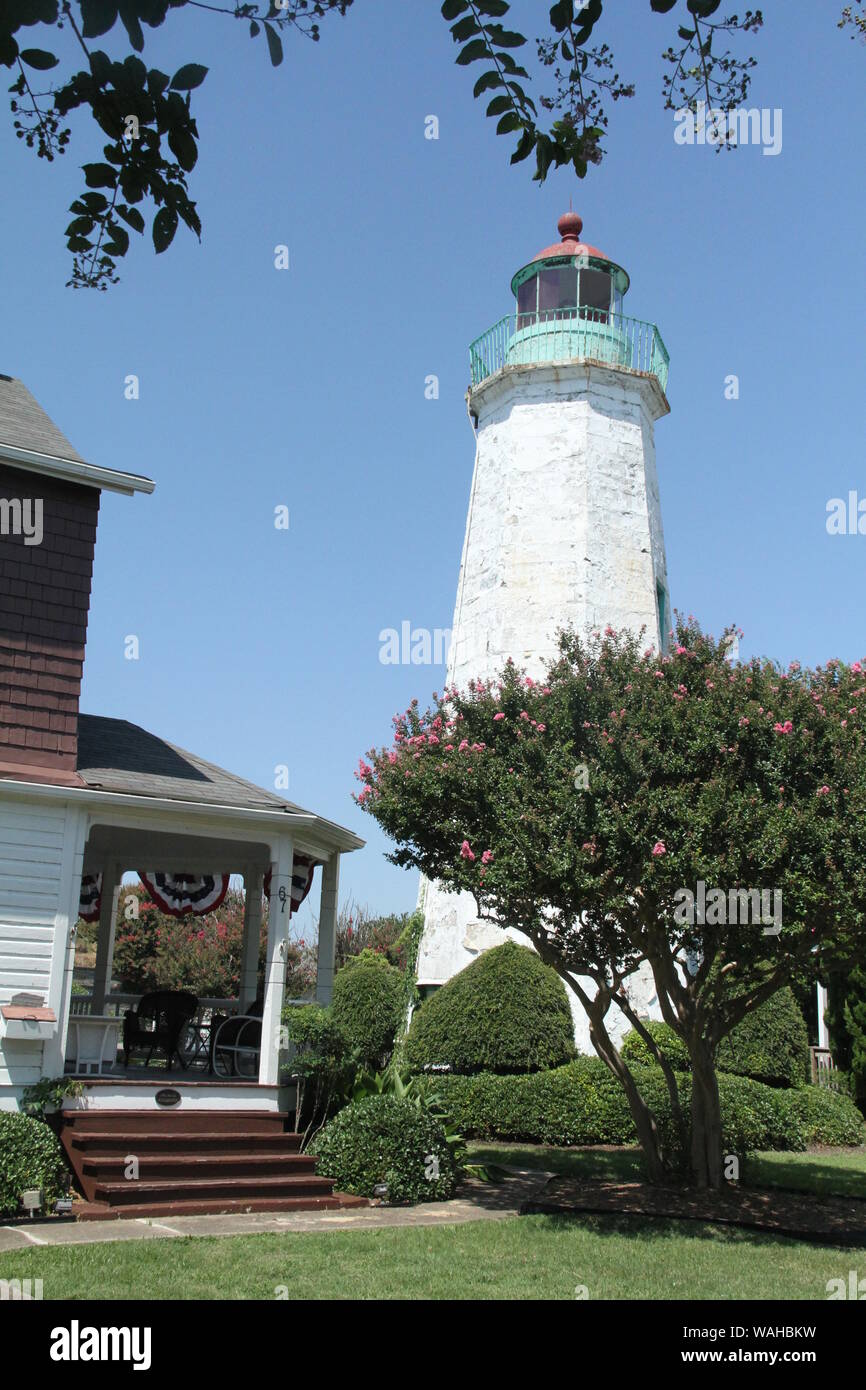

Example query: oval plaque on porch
[155,1088,181,1108]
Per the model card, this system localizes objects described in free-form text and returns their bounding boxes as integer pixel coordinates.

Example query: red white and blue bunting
[78,858,316,924]
[264,855,317,916]
[78,873,103,923]
[138,872,230,919]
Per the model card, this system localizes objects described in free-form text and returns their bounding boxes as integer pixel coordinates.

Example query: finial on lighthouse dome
[557,210,583,242]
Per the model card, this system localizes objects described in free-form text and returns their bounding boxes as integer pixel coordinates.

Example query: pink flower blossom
[481,850,494,865]
[651,841,666,856]
[817,785,830,796]
[773,720,793,734]
[493,712,506,721]
[460,840,476,862]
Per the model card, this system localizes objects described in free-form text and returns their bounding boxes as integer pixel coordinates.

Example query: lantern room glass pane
[578,268,611,321]
[517,275,538,321]
[538,265,578,320]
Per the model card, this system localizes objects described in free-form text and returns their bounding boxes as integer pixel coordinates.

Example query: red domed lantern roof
[532,211,610,263]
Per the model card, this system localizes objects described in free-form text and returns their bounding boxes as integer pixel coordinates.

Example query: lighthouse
[416,211,672,1043]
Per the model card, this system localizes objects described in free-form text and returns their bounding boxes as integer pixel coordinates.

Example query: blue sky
[3,2,864,924]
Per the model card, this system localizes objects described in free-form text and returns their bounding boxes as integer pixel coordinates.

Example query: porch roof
[75,714,363,853]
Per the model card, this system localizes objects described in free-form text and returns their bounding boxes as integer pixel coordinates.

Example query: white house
[0,376,364,1217]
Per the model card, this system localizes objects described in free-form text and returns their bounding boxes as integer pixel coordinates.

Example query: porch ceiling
[83,823,273,875]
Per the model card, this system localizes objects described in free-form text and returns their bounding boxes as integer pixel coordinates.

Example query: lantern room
[511,211,629,324]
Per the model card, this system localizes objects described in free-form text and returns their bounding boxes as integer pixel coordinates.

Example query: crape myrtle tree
[355,618,866,1188]
[0,0,780,288]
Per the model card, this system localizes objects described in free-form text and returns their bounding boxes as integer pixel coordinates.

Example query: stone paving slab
[0,1173,547,1250]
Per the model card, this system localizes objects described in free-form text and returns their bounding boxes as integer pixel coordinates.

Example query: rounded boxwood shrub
[620,1020,690,1073]
[430,1061,862,1153]
[783,1085,865,1147]
[309,1094,457,1203]
[405,941,575,1074]
[331,950,404,1070]
[0,1112,69,1217]
[620,989,811,1090]
[716,988,810,1089]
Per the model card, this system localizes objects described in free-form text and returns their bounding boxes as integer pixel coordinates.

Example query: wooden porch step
[82,1154,320,1180]
[69,1131,303,1155]
[71,1192,368,1221]
[62,1109,291,1136]
[93,1174,337,1205]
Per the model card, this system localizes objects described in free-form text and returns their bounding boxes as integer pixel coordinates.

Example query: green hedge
[716,988,811,1088]
[405,941,575,1074]
[430,1058,865,1153]
[331,950,405,1071]
[309,1094,457,1204]
[620,989,811,1089]
[0,1112,69,1217]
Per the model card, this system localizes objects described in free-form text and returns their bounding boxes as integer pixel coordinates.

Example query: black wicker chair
[122,991,198,1069]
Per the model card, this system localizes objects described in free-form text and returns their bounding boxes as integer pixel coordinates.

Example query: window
[517,275,538,322]
[578,267,611,321]
[538,264,578,320]
[656,582,667,649]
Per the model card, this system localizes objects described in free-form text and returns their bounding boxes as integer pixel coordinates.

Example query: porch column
[316,853,340,1005]
[817,982,830,1050]
[240,868,263,1009]
[91,860,122,1013]
[259,833,294,1086]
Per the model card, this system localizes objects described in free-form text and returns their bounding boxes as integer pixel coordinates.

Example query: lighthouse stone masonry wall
[417,358,670,1054]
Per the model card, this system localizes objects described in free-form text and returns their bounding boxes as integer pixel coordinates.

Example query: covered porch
[51,715,363,1115]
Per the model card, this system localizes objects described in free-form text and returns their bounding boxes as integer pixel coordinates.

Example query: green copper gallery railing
[469,310,670,394]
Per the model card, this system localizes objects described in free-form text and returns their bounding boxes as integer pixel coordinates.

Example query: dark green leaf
[152,204,178,254]
[67,236,93,253]
[82,162,117,188]
[650,0,678,11]
[168,126,197,172]
[484,25,526,48]
[678,26,695,40]
[116,204,145,233]
[103,223,129,256]
[249,19,260,36]
[473,70,502,97]
[441,0,469,19]
[510,128,535,164]
[170,63,208,91]
[66,216,95,237]
[79,192,109,211]
[117,1,144,53]
[486,95,513,117]
[19,49,59,70]
[549,0,573,31]
[80,0,119,39]
[456,39,490,66]
[476,0,509,13]
[451,15,480,43]
[496,111,522,134]
[263,22,283,67]
[147,68,170,97]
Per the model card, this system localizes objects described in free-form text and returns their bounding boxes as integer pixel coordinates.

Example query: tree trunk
[587,1014,668,1185]
[689,1040,724,1189]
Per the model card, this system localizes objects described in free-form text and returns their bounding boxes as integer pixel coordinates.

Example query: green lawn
[3,1146,862,1300]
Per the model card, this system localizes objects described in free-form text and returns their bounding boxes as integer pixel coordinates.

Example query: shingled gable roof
[77,714,308,814]
[0,375,153,494]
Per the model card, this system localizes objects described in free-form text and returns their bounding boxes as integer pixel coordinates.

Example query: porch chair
[122,991,199,1069]
[210,998,263,1078]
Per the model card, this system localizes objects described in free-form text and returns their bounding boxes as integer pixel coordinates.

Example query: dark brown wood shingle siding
[0,461,99,780]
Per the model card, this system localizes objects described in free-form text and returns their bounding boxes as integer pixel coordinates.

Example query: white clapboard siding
[0,799,66,1004]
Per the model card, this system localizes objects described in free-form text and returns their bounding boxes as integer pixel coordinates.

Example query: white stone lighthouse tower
[417,211,672,1040]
